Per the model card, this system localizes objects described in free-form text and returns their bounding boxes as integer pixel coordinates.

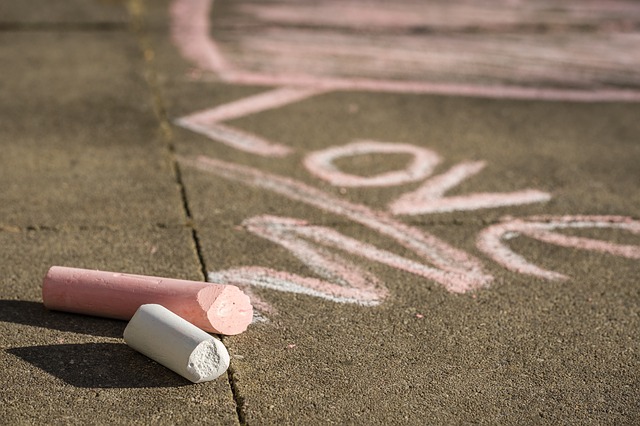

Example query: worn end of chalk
[124,304,231,384]
[198,285,253,335]
[187,338,231,383]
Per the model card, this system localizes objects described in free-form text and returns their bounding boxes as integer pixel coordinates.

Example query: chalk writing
[176,87,324,156]
[304,140,441,187]
[477,215,640,280]
[209,215,389,308]
[181,153,640,314]
[389,160,551,215]
[169,0,640,318]
[180,154,492,294]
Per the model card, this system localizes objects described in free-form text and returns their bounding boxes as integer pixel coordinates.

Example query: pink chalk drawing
[477,215,640,280]
[169,0,640,317]
[170,0,640,103]
[304,140,441,187]
[175,87,325,157]
[180,155,492,294]
[171,0,640,157]
[389,160,552,215]
[180,153,640,315]
[209,215,389,307]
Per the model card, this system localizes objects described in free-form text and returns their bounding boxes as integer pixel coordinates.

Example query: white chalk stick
[123,304,230,383]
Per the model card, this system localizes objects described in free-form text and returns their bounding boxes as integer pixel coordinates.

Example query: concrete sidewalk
[1,1,639,424]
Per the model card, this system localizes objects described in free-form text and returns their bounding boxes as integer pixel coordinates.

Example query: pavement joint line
[127,2,245,422]
[127,0,208,280]
[0,22,129,32]
[223,361,248,426]
[0,223,192,233]
[125,2,209,282]
[127,4,193,223]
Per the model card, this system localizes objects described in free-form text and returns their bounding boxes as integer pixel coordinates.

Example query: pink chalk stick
[42,266,253,335]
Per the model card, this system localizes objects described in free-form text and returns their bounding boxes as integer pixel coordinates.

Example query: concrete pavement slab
[0,0,127,26]
[2,0,639,424]
[0,30,185,227]
[142,1,640,422]
[194,220,639,424]
[1,2,241,423]
[0,226,238,425]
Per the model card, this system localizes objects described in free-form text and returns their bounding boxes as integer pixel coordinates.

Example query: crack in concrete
[126,1,246,424]
[224,363,248,426]
[0,223,192,233]
[0,22,128,32]
[126,0,206,276]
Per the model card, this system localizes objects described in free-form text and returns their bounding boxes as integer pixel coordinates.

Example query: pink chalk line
[170,0,230,77]
[180,86,326,124]
[175,87,324,157]
[221,71,640,103]
[239,1,640,33]
[179,155,493,294]
[303,141,551,213]
[170,0,640,102]
[175,119,292,158]
[304,140,442,187]
[209,215,389,309]
[249,214,481,290]
[389,160,552,215]
[477,215,640,280]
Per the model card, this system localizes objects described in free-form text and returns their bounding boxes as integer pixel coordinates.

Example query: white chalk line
[209,267,382,307]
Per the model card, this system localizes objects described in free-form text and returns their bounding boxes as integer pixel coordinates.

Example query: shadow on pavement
[0,300,125,338]
[7,342,190,388]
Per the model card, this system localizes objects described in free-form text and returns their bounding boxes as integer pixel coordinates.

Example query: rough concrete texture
[2,0,639,425]
[0,0,128,25]
[0,1,238,424]
[0,227,238,424]
[0,30,185,227]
